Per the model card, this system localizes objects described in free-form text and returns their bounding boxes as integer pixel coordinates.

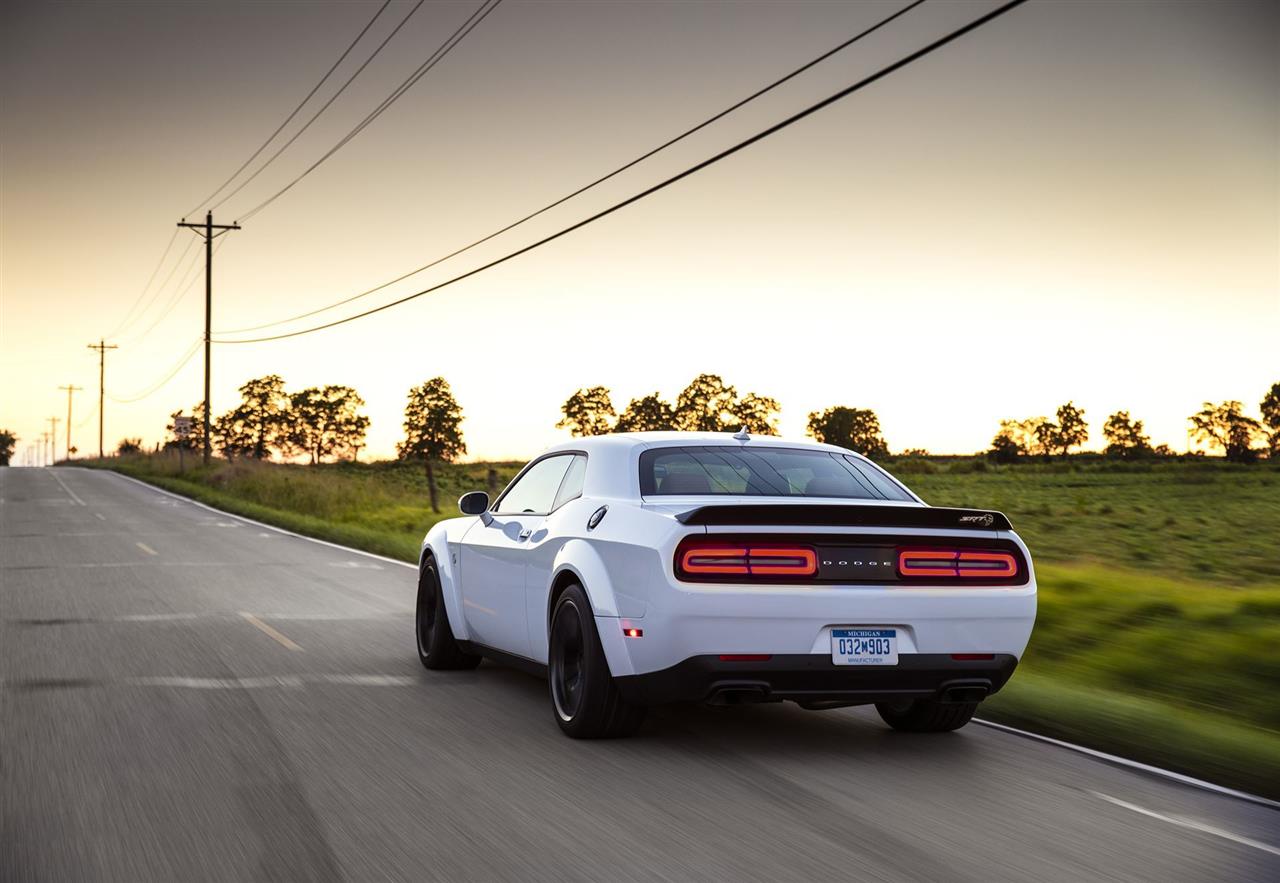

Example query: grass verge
[982,672,1280,801]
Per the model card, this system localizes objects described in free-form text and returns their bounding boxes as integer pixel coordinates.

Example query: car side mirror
[458,491,490,517]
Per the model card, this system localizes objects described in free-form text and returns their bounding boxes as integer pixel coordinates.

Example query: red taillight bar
[679,543,817,578]
[898,549,1018,579]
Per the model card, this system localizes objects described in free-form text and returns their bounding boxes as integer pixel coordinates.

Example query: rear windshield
[639,446,914,501]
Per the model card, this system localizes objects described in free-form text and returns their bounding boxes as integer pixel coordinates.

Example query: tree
[1102,410,1151,458]
[674,374,739,432]
[117,438,143,455]
[1039,401,1088,456]
[557,386,615,437]
[1261,382,1280,457]
[806,406,888,458]
[0,429,15,466]
[289,385,369,465]
[730,393,781,435]
[214,375,291,459]
[988,428,1022,463]
[1189,401,1261,463]
[614,393,677,432]
[398,377,466,513]
[989,418,1048,461]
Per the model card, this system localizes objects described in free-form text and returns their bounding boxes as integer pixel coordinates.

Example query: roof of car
[540,431,863,458]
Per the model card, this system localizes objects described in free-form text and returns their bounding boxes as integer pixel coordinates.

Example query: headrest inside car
[659,472,712,494]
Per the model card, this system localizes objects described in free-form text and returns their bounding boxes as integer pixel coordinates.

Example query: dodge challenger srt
[415,432,1036,738]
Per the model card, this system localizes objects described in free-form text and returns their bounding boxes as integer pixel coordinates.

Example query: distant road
[2,467,1276,882]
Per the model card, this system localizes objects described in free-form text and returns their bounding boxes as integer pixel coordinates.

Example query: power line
[217,0,1028,345]
[207,0,428,215]
[217,0,927,335]
[125,236,230,346]
[235,0,502,222]
[107,339,203,404]
[104,228,180,340]
[112,235,200,341]
[185,1,393,218]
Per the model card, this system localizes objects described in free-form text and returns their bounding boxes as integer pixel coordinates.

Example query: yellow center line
[136,542,158,556]
[239,612,303,652]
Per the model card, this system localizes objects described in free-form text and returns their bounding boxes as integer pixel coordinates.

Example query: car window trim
[550,454,588,512]
[492,450,587,516]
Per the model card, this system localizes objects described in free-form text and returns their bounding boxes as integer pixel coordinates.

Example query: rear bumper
[613,653,1018,706]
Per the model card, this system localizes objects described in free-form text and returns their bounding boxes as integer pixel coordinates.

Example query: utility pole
[48,417,62,464]
[39,432,49,467]
[58,384,83,461]
[87,339,118,458]
[177,212,240,465]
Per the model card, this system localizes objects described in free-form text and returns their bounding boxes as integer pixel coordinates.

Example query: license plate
[831,628,898,666]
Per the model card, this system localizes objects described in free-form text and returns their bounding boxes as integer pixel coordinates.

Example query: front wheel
[548,584,645,738]
[875,698,977,732]
[415,558,480,671]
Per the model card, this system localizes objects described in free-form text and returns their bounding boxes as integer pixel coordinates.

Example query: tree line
[166,376,370,465]
[161,375,468,512]
[557,374,891,457]
[990,384,1279,464]
[74,374,1279,491]
[561,377,1280,464]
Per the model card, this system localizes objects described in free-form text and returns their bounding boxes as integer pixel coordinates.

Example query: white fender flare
[420,525,471,642]
[550,538,624,619]
[549,539,641,677]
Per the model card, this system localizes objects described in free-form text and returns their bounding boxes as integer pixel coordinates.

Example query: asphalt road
[2,466,1276,882]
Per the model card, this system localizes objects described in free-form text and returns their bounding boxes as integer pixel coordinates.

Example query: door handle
[518,528,532,540]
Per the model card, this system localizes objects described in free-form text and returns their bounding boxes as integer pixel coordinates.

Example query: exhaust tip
[940,683,990,703]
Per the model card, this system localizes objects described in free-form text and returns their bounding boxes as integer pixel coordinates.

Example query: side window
[551,455,588,511]
[495,455,574,514]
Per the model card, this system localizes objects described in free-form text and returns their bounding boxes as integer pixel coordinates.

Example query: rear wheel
[548,584,645,738]
[875,698,977,732]
[415,558,480,671]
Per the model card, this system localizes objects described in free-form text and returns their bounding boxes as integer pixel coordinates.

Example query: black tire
[415,557,481,671]
[875,698,978,732]
[548,584,646,738]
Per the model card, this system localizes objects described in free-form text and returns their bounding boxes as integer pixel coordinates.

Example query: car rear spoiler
[674,504,1012,531]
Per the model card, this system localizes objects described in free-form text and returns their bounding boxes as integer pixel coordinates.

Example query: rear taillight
[898,549,1018,579]
[677,541,817,579]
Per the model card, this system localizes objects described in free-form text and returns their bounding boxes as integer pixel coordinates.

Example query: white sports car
[415,432,1036,738]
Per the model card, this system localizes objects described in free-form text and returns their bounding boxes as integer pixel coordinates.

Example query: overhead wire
[112,235,200,341]
[124,237,231,347]
[233,0,502,222]
[215,0,1028,345]
[104,228,182,340]
[217,0,926,335]
[184,1,393,218]
[207,0,429,215]
[107,339,204,404]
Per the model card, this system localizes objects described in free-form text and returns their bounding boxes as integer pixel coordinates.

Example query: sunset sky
[2,0,1276,464]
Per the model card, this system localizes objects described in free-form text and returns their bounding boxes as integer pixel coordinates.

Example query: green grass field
[84,452,1280,797]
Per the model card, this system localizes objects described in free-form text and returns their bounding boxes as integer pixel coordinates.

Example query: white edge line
[1090,791,1280,857]
[97,469,417,571]
[90,469,1279,812]
[974,719,1280,811]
